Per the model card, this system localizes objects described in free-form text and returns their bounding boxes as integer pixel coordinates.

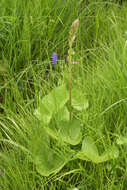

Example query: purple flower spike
[52,52,58,65]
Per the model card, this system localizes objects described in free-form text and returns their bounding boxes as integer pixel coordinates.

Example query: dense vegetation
[0,0,127,189]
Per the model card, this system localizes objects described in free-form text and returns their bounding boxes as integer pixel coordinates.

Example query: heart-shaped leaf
[72,88,88,111]
[29,128,68,176]
[77,136,119,163]
[34,85,69,124]
[54,106,70,121]
[34,146,67,176]
[57,120,82,145]
[77,136,99,162]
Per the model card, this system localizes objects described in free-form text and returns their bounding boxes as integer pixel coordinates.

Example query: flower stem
[68,48,72,120]
[68,19,79,120]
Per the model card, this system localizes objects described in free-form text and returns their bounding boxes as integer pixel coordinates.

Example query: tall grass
[0,1,127,189]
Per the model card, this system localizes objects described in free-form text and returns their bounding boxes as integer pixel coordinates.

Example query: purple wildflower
[72,61,78,64]
[52,52,58,65]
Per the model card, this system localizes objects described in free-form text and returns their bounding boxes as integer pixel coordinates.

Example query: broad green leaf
[29,128,67,176]
[43,120,82,145]
[77,136,99,162]
[34,84,69,124]
[34,104,52,124]
[116,136,127,145]
[44,107,70,140]
[72,88,88,111]
[34,146,66,176]
[28,127,50,162]
[52,85,69,111]
[77,136,119,163]
[54,106,69,121]
[57,120,82,145]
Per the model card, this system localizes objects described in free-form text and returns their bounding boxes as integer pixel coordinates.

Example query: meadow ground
[0,0,127,189]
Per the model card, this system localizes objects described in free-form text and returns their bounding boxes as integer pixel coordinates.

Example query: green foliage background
[0,0,127,189]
